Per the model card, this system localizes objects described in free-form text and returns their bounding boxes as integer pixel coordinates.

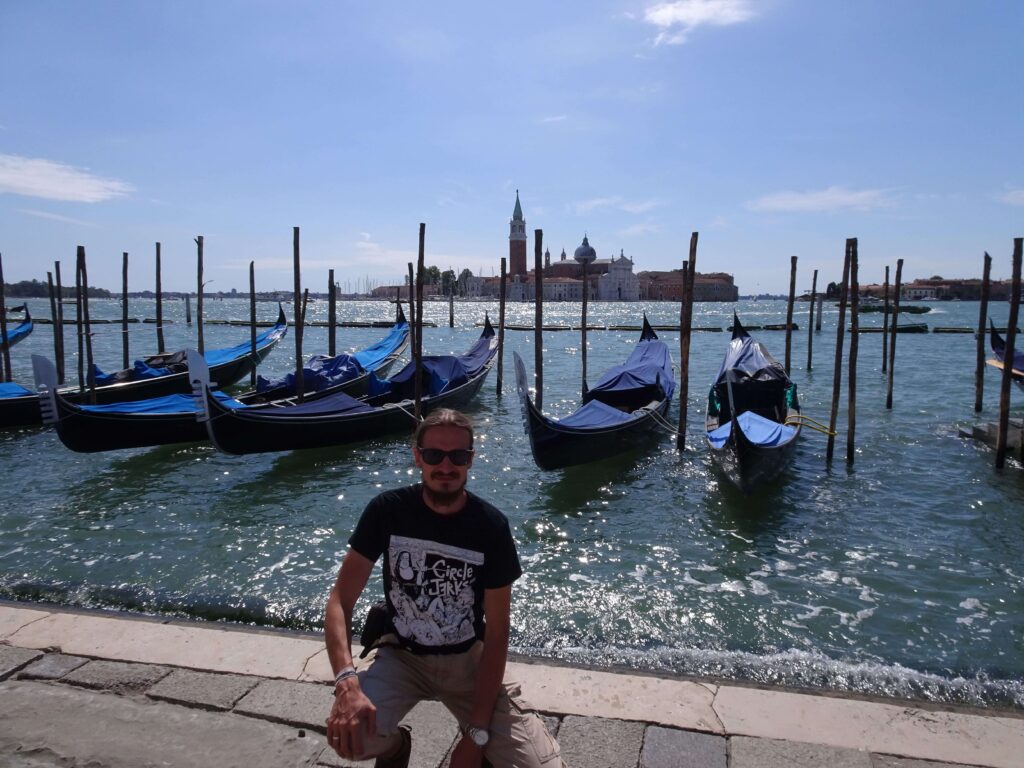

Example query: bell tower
[509,190,527,276]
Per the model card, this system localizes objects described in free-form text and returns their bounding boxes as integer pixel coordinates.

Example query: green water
[1,297,1021,709]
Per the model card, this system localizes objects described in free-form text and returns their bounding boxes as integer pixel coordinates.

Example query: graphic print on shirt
[387,535,484,647]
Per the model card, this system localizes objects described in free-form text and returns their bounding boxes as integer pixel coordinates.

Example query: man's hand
[449,734,484,768]
[325,677,377,759]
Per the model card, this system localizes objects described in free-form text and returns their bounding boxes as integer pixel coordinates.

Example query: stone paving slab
[730,735,873,767]
[508,660,722,732]
[62,658,172,693]
[641,726,727,768]
[0,605,50,639]
[235,677,337,732]
[8,611,324,679]
[871,757,982,768]
[147,668,261,711]
[557,715,645,768]
[0,644,42,680]
[0,679,322,768]
[714,686,1024,768]
[17,652,88,680]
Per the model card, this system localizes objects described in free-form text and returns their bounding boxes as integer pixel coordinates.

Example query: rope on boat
[784,413,836,436]
[648,408,680,436]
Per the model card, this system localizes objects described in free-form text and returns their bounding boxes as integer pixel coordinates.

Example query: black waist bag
[358,601,397,659]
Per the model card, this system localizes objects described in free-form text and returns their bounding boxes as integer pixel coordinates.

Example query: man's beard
[423,473,466,507]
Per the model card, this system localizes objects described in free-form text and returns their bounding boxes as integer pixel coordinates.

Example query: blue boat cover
[707,410,797,449]
[242,389,374,417]
[368,333,493,400]
[0,382,33,398]
[255,321,408,394]
[550,337,674,429]
[91,320,285,385]
[713,334,788,386]
[79,390,245,415]
[558,399,636,428]
[0,316,32,348]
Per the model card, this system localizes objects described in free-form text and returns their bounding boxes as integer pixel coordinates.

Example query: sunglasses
[417,447,474,466]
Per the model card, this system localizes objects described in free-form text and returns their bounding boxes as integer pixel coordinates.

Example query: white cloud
[15,208,98,227]
[0,154,134,203]
[997,188,1024,206]
[540,115,568,124]
[619,219,660,237]
[748,186,892,213]
[644,0,756,46]
[569,196,666,216]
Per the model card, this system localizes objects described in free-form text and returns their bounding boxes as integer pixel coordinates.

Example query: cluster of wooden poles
[3,232,1022,470]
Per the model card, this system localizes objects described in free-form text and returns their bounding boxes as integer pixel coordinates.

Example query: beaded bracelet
[333,666,357,686]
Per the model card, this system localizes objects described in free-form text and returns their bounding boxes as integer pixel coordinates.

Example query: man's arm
[451,584,513,767]
[325,548,376,758]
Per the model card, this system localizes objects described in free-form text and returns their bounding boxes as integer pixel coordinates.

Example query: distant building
[597,250,640,301]
[860,277,1019,301]
[509,191,527,277]
[638,270,739,301]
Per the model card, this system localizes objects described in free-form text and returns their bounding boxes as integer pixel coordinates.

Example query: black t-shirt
[349,484,522,655]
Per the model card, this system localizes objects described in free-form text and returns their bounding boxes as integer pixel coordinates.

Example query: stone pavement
[1,602,1022,768]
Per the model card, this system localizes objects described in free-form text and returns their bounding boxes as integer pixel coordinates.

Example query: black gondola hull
[707,408,801,494]
[2,308,287,430]
[522,394,670,470]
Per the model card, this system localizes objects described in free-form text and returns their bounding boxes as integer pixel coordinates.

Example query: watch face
[469,727,489,747]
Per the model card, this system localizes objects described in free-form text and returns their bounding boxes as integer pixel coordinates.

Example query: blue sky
[1,1,1021,295]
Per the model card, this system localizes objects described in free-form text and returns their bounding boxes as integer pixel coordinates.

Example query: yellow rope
[784,414,837,436]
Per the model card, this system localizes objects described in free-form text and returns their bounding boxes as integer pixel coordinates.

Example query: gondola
[0,306,288,430]
[32,310,409,452]
[191,316,498,455]
[0,305,32,349]
[706,314,801,494]
[512,315,675,470]
[988,321,1024,391]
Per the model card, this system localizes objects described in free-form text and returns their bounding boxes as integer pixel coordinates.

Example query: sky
[0,0,1021,295]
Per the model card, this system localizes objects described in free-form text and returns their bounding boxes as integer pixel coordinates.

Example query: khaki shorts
[355,641,564,767]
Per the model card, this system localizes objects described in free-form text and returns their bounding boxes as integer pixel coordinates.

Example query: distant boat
[513,315,675,470]
[706,314,801,494]
[0,305,32,350]
[33,309,409,453]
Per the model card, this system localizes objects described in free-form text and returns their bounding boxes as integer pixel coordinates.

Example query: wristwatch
[465,725,489,747]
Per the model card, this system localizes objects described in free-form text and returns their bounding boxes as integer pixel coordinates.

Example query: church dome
[574,236,596,264]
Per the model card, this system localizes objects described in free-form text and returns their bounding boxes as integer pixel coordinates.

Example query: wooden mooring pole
[155,243,165,354]
[0,252,10,382]
[75,249,85,394]
[249,261,257,387]
[534,230,544,411]
[448,285,454,328]
[826,240,852,464]
[807,268,817,371]
[995,238,1022,469]
[54,261,65,383]
[785,255,797,375]
[882,265,890,373]
[816,295,823,331]
[974,252,992,412]
[407,265,416,372]
[121,252,130,369]
[886,259,904,410]
[293,227,305,402]
[847,238,859,465]
[328,268,337,358]
[414,224,426,421]
[195,235,205,355]
[46,271,60,382]
[78,246,97,403]
[677,233,698,450]
[496,257,507,397]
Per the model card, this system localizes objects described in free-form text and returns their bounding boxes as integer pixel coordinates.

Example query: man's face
[414,425,473,503]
